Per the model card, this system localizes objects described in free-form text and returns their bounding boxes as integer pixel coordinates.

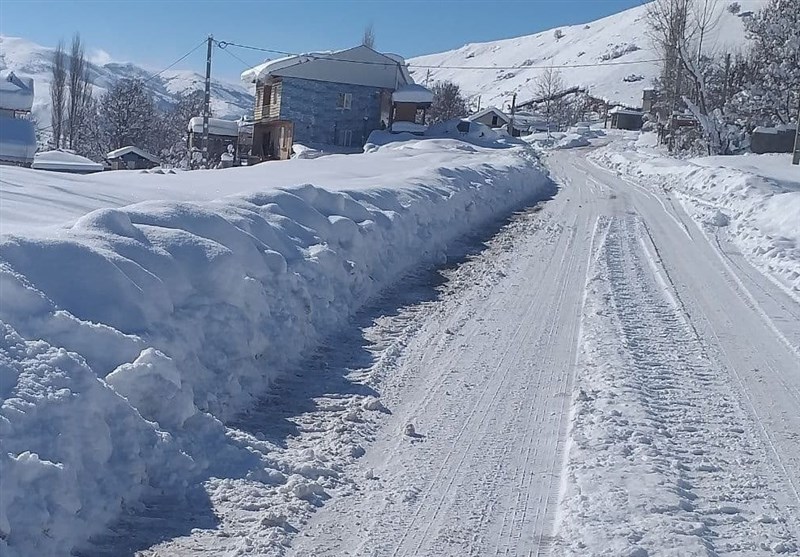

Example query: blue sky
[1,0,644,82]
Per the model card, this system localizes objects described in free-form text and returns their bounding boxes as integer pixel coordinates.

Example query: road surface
[282,148,800,556]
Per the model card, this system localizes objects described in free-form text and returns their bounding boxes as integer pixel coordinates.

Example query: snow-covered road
[280,148,800,556]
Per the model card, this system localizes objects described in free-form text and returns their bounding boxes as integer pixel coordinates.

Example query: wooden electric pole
[793,96,800,165]
[508,92,516,136]
[202,34,213,168]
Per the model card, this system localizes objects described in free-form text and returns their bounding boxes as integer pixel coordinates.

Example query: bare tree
[361,24,375,49]
[535,68,566,132]
[66,33,92,150]
[427,81,468,123]
[50,40,67,149]
[646,0,692,124]
[691,0,721,63]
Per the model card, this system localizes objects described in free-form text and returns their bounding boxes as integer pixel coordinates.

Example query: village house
[467,107,547,137]
[106,146,160,170]
[0,71,37,167]
[469,106,511,130]
[241,45,433,160]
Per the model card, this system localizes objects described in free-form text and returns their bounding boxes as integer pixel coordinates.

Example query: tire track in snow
[555,214,798,556]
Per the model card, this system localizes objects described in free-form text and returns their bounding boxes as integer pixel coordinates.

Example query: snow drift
[0,136,552,555]
[592,137,800,297]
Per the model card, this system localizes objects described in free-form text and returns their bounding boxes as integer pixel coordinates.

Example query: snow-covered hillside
[0,36,253,126]
[410,1,757,109]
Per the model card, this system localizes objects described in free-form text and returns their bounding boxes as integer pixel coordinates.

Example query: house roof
[187,117,239,136]
[392,84,434,104]
[468,106,510,124]
[609,106,643,116]
[241,45,413,89]
[106,146,161,163]
[0,70,34,112]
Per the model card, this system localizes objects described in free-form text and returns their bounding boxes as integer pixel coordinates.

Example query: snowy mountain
[0,35,253,127]
[409,2,756,110]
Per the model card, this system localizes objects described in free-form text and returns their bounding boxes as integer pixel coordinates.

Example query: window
[491,115,498,126]
[337,92,352,110]
[338,129,353,146]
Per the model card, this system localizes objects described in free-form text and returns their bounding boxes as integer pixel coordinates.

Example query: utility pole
[202,34,213,168]
[424,69,431,87]
[476,95,481,112]
[508,92,517,136]
[793,97,800,165]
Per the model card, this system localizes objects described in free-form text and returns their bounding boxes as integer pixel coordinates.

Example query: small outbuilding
[751,125,797,154]
[187,117,240,166]
[106,146,160,170]
[609,106,644,130]
[390,83,434,133]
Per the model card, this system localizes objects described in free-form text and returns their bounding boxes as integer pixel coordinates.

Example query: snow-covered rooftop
[391,84,434,104]
[188,117,239,137]
[106,145,161,163]
[0,70,34,112]
[609,106,643,115]
[31,150,104,173]
[468,106,510,124]
[241,45,413,90]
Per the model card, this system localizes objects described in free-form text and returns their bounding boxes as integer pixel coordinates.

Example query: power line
[214,40,258,72]
[217,39,665,71]
[142,38,209,85]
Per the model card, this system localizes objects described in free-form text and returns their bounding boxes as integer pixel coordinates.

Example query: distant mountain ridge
[409,2,756,111]
[0,35,254,127]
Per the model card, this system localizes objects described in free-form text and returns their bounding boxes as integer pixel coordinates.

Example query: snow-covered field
[0,136,553,556]
[409,1,756,109]
[591,134,800,299]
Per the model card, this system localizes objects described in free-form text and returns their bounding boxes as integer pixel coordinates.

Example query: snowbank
[0,137,552,555]
[366,118,519,153]
[592,138,800,296]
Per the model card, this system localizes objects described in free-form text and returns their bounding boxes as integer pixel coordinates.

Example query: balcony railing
[254,101,280,121]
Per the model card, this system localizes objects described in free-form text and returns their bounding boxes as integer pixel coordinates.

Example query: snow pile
[553,133,590,150]
[0,321,187,556]
[592,138,800,296]
[0,138,552,555]
[409,1,752,109]
[291,143,326,159]
[366,119,519,153]
[523,125,604,150]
